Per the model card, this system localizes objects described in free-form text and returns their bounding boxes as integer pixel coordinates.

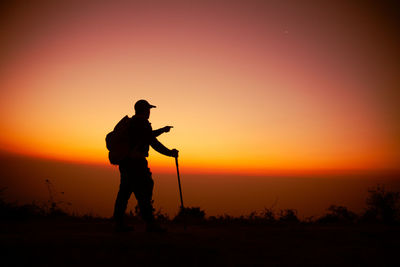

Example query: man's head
[134,99,156,119]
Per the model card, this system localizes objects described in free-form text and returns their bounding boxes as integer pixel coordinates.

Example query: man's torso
[128,115,153,158]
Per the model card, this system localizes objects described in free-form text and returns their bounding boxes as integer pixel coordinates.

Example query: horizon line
[1,148,399,177]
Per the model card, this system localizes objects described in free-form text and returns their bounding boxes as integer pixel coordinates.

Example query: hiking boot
[146,223,167,233]
[115,224,135,233]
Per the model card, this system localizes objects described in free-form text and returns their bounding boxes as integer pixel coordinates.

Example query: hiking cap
[134,99,156,112]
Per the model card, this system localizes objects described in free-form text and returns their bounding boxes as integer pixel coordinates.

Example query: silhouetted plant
[154,208,170,223]
[304,216,315,224]
[363,184,400,224]
[317,205,357,224]
[126,203,170,223]
[240,209,278,224]
[261,208,276,223]
[125,204,142,223]
[208,214,234,224]
[173,206,205,224]
[279,209,299,223]
[0,188,46,219]
[44,179,70,217]
[248,211,258,221]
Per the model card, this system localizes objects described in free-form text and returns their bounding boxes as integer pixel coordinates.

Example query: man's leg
[113,183,133,226]
[133,176,166,233]
[113,165,134,230]
[133,177,155,224]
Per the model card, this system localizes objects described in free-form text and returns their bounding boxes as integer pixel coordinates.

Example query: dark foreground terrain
[2,219,399,266]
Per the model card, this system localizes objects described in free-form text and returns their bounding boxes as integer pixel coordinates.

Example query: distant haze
[1,152,399,218]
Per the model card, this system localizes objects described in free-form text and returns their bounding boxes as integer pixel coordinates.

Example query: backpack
[105,115,131,165]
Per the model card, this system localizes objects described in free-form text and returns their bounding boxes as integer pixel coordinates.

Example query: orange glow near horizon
[0,1,399,175]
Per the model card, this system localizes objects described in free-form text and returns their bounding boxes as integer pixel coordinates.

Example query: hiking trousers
[113,158,154,224]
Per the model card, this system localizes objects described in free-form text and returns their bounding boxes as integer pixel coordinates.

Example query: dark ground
[1,219,399,266]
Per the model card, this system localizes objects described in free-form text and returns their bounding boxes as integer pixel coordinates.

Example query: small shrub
[363,184,400,224]
[279,209,299,223]
[0,188,45,219]
[154,208,170,223]
[44,179,71,217]
[261,208,276,223]
[173,206,205,224]
[317,205,357,224]
[124,204,142,223]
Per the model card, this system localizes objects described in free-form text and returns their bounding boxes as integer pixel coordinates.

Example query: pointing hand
[163,126,173,133]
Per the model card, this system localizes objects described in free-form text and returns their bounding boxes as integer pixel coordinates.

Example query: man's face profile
[144,109,150,119]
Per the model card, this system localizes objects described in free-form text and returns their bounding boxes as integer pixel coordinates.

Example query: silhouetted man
[113,99,178,232]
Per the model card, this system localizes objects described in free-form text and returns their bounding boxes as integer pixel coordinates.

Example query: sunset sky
[1,0,399,175]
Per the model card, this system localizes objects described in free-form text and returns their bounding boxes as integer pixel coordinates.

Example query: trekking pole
[175,156,187,230]
[175,156,184,209]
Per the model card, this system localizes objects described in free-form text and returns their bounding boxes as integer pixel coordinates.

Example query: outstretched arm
[150,137,178,157]
[152,126,173,137]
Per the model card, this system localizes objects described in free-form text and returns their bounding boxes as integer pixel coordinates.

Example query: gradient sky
[0,0,399,174]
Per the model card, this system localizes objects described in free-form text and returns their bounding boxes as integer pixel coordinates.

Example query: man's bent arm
[150,137,174,157]
[152,126,173,137]
[152,128,164,137]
